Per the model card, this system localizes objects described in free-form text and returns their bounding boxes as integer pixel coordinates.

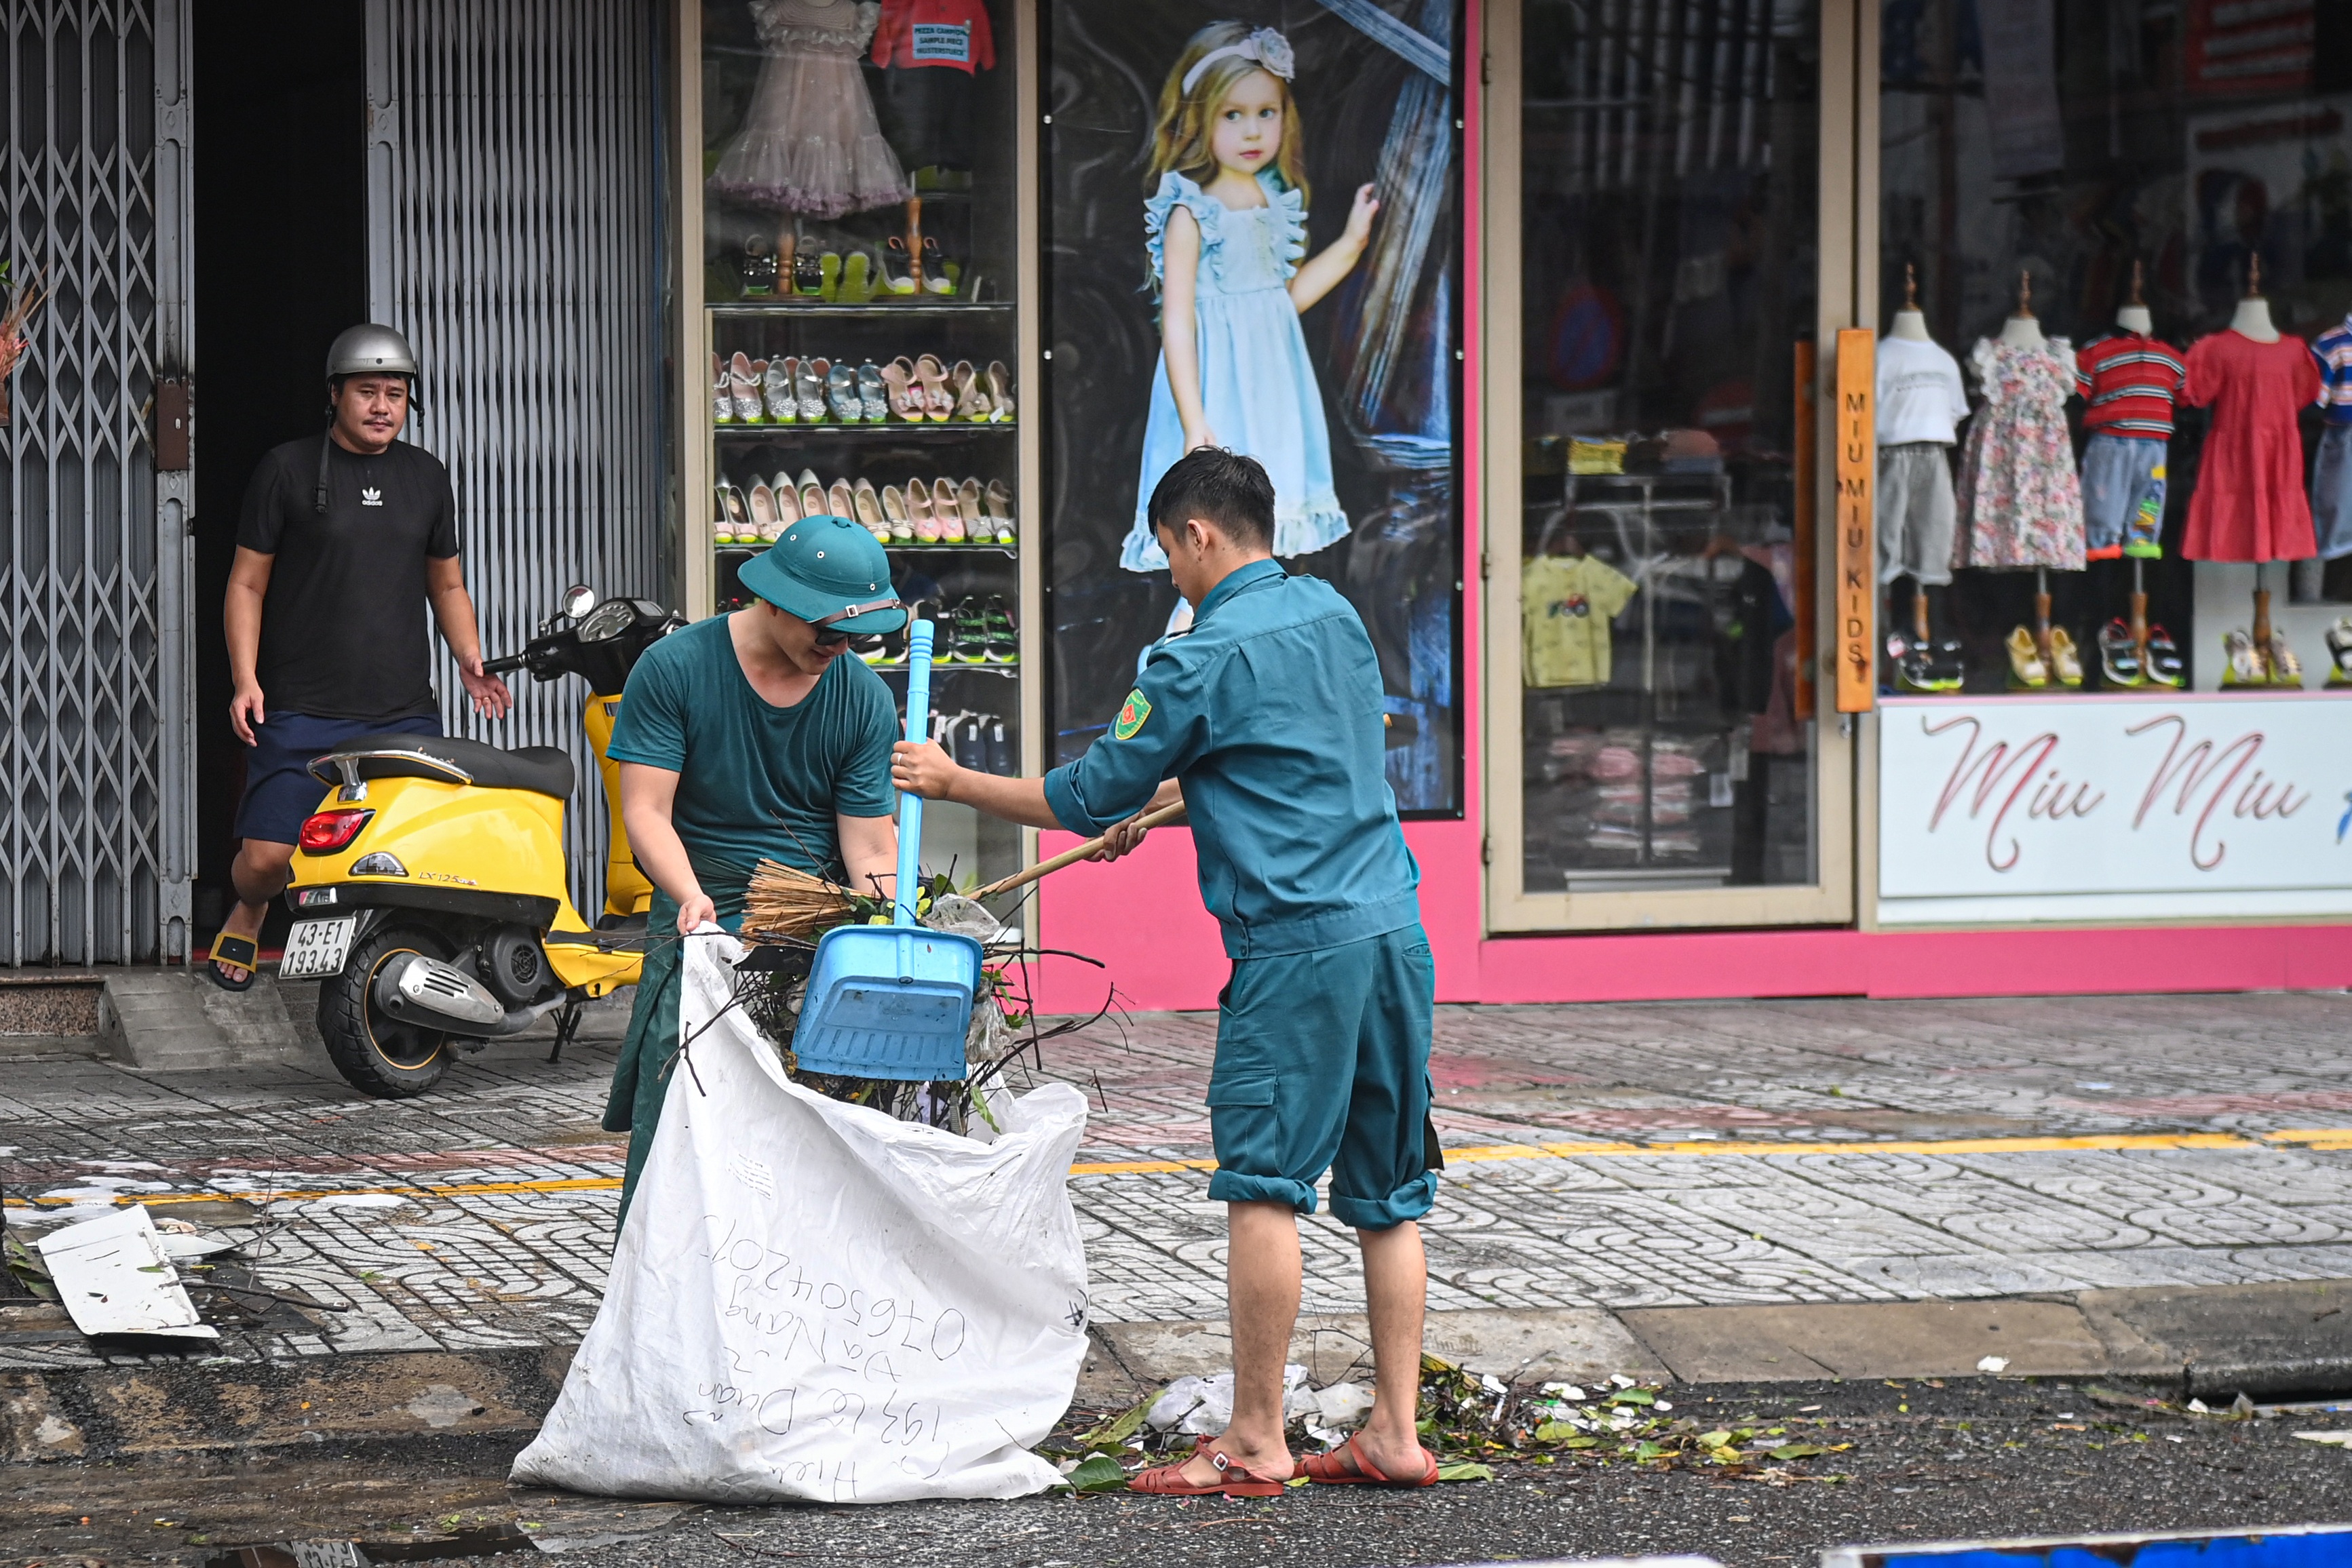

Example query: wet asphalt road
[13,1379,2352,1567]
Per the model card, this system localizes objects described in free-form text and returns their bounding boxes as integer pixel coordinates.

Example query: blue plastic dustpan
[792,620,983,1081]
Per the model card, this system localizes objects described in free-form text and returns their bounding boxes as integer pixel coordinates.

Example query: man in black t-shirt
[208,324,512,990]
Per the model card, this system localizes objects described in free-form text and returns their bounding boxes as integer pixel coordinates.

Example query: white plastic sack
[512,933,1090,1504]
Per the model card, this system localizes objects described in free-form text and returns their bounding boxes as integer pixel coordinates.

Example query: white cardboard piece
[35,1203,218,1340]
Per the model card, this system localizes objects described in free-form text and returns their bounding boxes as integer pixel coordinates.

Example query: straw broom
[741,860,859,943]
[739,802,1187,945]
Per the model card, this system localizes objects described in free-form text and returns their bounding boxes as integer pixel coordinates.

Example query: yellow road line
[3,1128,2341,1209]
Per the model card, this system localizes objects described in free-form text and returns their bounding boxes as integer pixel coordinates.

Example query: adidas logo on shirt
[360,486,383,506]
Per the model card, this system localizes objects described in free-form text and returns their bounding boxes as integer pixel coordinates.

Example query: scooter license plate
[280,915,358,979]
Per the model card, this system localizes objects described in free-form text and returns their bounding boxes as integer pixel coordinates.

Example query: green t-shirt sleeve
[606,643,687,771]
[832,668,900,819]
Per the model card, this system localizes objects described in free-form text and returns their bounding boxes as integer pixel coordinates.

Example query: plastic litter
[1142,1365,1317,1436]
[512,933,1089,1504]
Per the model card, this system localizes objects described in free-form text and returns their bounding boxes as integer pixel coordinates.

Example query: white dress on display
[709,0,910,218]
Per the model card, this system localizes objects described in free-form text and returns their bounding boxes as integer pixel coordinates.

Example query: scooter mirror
[560,584,597,619]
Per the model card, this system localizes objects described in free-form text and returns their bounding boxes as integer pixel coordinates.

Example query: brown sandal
[1300,1433,1439,1487]
[1128,1435,1290,1498]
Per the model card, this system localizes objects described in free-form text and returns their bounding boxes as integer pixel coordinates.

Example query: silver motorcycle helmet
[324,324,423,412]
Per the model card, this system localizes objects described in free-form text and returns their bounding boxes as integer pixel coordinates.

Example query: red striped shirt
[2075,333,2189,438]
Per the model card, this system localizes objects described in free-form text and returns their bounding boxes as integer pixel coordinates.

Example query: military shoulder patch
[1113,689,1151,740]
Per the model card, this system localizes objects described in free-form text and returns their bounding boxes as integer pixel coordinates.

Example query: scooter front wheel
[318,921,457,1099]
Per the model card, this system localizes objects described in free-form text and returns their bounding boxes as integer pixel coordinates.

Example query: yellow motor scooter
[282,586,680,1098]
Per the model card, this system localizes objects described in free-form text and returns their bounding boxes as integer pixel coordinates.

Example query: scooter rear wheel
[318,921,456,1099]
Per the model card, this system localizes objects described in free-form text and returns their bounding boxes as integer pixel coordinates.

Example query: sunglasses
[808,595,904,651]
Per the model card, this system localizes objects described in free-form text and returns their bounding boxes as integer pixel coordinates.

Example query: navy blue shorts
[233,710,441,845]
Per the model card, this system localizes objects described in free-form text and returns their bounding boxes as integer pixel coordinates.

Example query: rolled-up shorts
[1205,923,1439,1230]
[2314,425,2352,561]
[232,709,442,845]
[2080,433,2167,560]
[1876,442,1955,585]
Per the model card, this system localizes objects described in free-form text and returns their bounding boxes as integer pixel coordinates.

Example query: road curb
[3,1346,574,1463]
[11,1280,2350,1462]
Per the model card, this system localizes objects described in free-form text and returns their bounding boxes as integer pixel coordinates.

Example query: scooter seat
[308,734,575,800]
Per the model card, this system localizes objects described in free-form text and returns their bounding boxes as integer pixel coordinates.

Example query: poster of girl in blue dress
[1045,1,1463,813]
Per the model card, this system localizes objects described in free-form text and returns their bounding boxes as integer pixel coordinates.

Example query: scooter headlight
[298,808,374,854]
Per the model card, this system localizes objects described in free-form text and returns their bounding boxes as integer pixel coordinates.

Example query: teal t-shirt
[605,614,899,885]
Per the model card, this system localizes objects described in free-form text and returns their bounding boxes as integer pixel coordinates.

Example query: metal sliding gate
[0,0,196,966]
[364,0,666,920]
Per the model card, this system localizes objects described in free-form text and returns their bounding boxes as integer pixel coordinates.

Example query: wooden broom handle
[972,802,1188,899]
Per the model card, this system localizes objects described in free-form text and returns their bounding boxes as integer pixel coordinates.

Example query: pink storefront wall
[1016,1,2352,1016]
[1025,823,2352,1013]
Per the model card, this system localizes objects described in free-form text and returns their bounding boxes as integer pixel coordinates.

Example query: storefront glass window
[1878,0,2352,696]
[1517,0,1822,893]
[698,0,1022,886]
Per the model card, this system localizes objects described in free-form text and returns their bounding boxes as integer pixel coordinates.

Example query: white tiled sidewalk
[7,987,2352,1369]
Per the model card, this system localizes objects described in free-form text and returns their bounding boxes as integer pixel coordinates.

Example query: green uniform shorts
[1204,924,1439,1230]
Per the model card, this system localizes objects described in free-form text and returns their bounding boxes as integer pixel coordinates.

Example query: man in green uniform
[604,516,908,1222]
[892,449,1438,1495]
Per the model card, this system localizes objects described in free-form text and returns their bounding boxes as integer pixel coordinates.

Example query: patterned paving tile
[9,988,2352,1364]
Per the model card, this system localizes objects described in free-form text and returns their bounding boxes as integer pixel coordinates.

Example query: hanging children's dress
[2180,328,2323,562]
[708,0,909,218]
[1952,336,2085,570]
[1118,170,1349,570]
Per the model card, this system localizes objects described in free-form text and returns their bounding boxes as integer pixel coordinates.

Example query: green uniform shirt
[1043,559,1420,959]
[605,614,899,887]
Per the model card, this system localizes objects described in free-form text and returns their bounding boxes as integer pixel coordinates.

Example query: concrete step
[97,967,322,1072]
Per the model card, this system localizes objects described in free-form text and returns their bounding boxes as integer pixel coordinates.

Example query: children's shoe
[2326,617,2352,686]
[881,483,916,543]
[795,468,826,523]
[852,479,889,543]
[826,361,861,424]
[2143,625,2186,687]
[879,237,919,295]
[714,482,748,543]
[793,250,824,296]
[982,594,1018,663]
[795,358,826,423]
[1926,637,1967,691]
[983,478,1016,544]
[910,480,942,543]
[763,356,798,424]
[2005,627,2049,689]
[826,478,855,523]
[932,477,966,543]
[2222,627,2264,686]
[857,361,887,423]
[2097,619,2143,686]
[2269,629,2305,688]
[728,351,762,423]
[2047,625,2085,688]
[712,352,733,425]
[817,250,841,302]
